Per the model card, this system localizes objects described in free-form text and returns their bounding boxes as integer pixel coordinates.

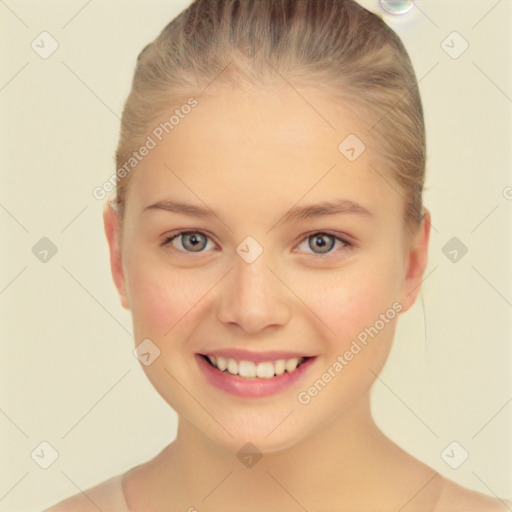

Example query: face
[105,85,429,453]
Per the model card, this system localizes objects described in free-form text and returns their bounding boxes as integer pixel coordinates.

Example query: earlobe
[103,202,131,310]
[400,208,431,313]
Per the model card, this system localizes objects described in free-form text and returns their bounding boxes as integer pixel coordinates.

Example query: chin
[202,419,316,456]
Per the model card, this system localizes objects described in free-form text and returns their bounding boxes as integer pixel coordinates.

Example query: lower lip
[196,354,317,398]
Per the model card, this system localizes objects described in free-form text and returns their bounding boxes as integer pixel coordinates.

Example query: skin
[104,85,441,511]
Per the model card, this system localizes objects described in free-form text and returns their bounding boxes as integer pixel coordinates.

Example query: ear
[103,202,130,310]
[399,208,431,313]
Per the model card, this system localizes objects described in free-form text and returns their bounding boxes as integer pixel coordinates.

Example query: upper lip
[198,348,315,363]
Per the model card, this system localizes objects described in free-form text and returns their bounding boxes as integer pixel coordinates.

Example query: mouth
[200,354,310,378]
[196,352,317,398]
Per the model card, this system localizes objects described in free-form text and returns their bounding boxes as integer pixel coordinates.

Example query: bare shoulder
[41,473,129,512]
[436,478,512,511]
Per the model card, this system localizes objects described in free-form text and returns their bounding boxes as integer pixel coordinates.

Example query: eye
[162,231,216,253]
[294,232,352,256]
[161,230,352,257]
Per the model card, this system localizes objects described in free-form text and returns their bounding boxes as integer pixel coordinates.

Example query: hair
[114,0,426,237]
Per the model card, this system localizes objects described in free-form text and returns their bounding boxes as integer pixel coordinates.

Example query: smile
[196,352,317,398]
[203,354,307,379]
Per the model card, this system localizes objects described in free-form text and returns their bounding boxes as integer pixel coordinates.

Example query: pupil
[310,234,334,254]
[184,233,205,251]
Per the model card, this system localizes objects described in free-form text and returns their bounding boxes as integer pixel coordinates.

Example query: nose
[215,256,292,334]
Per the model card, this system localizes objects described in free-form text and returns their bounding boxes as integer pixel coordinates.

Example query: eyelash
[161,230,353,258]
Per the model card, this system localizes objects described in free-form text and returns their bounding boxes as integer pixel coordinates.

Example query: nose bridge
[216,250,291,333]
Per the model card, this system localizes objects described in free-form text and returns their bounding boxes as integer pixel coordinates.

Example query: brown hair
[114,0,425,236]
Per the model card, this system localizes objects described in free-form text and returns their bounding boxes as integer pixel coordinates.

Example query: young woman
[44,0,510,510]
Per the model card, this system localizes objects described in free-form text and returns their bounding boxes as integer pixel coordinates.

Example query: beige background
[0,1,511,510]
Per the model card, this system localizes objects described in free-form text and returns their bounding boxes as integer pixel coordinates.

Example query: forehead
[126,85,397,223]
[166,85,359,162]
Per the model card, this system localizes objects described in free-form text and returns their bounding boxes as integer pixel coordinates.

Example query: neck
[147,392,434,511]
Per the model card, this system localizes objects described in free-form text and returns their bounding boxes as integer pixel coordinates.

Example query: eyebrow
[143,198,373,223]
[280,199,372,223]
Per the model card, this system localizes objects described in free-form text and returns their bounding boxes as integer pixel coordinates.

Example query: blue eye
[163,231,216,253]
[162,231,351,256]
[295,233,350,256]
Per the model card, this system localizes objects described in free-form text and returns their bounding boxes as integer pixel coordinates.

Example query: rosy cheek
[301,269,398,348]
[129,266,195,338]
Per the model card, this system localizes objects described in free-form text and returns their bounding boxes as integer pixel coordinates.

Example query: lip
[196,353,317,398]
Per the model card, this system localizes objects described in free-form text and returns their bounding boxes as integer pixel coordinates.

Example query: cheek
[291,263,402,412]
[292,255,403,350]
[126,259,207,339]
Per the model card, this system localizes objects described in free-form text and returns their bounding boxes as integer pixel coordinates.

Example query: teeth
[205,355,305,378]
[256,362,275,379]
[239,360,257,378]
[227,358,238,375]
[274,359,286,376]
[216,356,227,371]
[285,358,299,372]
